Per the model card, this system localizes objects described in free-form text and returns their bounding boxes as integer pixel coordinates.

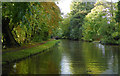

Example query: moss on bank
[2,40,60,65]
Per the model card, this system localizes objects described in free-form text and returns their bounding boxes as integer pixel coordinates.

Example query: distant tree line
[60,1,120,44]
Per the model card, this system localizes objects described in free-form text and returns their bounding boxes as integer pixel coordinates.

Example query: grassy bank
[2,40,60,65]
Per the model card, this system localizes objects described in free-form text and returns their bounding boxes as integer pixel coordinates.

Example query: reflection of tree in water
[60,40,86,74]
[100,45,118,74]
[82,42,118,74]
[82,42,108,74]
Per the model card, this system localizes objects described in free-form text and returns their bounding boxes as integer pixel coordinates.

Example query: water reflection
[94,43,118,74]
[13,63,16,72]
[61,55,72,74]
[98,44,105,56]
[2,40,119,74]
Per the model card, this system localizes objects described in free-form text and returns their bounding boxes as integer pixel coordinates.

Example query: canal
[2,40,119,74]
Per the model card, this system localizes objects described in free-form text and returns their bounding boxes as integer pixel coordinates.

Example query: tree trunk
[2,17,20,48]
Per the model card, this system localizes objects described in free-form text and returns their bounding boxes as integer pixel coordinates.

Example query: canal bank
[58,38,120,45]
[2,40,60,65]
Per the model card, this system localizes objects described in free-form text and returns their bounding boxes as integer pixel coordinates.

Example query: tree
[61,16,71,39]
[82,1,119,44]
[68,2,94,40]
[2,2,29,47]
[69,11,87,40]
[116,1,120,23]
[2,2,62,48]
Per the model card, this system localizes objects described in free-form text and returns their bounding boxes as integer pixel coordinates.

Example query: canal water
[2,40,119,74]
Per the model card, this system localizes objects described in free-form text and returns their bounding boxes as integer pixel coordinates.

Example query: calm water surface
[2,40,119,74]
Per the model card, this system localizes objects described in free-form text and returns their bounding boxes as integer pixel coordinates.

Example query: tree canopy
[82,1,119,44]
[2,2,62,48]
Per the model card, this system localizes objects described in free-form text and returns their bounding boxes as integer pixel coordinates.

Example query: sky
[56,0,118,18]
[55,0,73,17]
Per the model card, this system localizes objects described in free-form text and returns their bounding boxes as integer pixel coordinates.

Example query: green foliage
[115,1,120,22]
[63,2,95,40]
[82,5,106,41]
[2,2,62,47]
[2,2,29,24]
[69,11,87,40]
[82,1,119,44]
[60,16,71,38]
[70,2,94,15]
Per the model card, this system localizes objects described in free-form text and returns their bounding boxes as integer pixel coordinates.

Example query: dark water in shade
[2,40,119,74]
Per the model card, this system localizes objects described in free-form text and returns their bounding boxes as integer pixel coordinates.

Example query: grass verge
[2,40,60,65]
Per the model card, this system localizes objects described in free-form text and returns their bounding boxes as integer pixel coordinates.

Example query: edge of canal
[2,40,60,65]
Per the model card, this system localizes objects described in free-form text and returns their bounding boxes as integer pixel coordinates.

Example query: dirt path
[2,39,53,54]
